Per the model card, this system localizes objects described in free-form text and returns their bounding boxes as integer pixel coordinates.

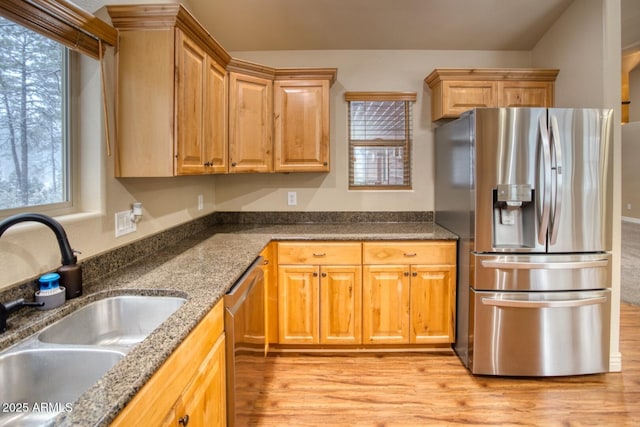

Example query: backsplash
[0,211,433,302]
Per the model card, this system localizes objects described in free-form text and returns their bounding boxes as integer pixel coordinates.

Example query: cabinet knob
[231,162,237,167]
[404,271,410,277]
[412,272,418,277]
[178,415,189,426]
[323,162,328,166]
[313,272,319,277]
[321,272,327,277]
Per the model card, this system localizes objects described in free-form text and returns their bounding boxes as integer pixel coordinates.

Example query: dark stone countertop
[0,222,456,426]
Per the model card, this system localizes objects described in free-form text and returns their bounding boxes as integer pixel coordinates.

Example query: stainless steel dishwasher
[224,256,265,427]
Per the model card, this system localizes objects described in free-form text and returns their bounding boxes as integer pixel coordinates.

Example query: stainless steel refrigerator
[435,107,613,376]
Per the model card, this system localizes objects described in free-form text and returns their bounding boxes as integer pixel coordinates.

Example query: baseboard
[622,216,640,224]
[609,351,622,372]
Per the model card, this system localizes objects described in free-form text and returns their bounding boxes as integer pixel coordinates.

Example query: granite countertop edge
[2,222,457,426]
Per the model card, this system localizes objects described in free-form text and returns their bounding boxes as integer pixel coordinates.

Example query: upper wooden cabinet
[228,70,274,173]
[107,4,231,177]
[274,76,333,172]
[425,68,559,122]
[227,60,337,173]
[108,4,337,177]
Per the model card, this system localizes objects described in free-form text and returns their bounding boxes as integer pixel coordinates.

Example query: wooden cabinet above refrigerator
[425,68,559,122]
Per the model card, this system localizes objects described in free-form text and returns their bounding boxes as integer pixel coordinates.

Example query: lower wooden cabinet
[277,242,362,345]
[362,265,410,344]
[409,265,456,344]
[362,242,457,345]
[276,240,456,348]
[111,301,226,427]
[278,264,362,345]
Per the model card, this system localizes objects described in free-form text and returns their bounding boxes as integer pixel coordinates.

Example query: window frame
[0,19,74,216]
[0,0,115,219]
[345,91,416,191]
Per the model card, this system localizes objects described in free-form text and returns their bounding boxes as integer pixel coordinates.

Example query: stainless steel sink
[0,294,187,426]
[0,347,125,426]
[38,295,187,347]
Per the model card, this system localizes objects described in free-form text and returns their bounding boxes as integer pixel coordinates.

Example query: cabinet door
[440,81,497,118]
[177,333,227,427]
[274,80,330,172]
[278,265,319,344]
[410,265,456,344]
[229,72,273,173]
[204,58,228,173]
[362,265,410,344]
[498,81,554,107]
[320,265,362,344]
[175,30,206,175]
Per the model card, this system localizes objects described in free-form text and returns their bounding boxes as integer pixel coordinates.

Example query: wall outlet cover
[115,210,136,237]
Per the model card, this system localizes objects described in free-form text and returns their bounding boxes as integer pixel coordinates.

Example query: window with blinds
[345,92,416,190]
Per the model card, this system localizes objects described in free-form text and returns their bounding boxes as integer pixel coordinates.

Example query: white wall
[622,122,640,220]
[631,65,640,122]
[0,3,216,290]
[214,49,532,212]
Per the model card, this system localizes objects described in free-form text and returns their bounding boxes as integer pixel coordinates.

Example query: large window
[345,92,415,190]
[0,16,69,212]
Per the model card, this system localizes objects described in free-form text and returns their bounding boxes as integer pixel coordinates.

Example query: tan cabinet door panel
[320,266,362,344]
[229,72,273,173]
[278,265,319,344]
[362,265,410,344]
[410,265,456,344]
[274,80,330,172]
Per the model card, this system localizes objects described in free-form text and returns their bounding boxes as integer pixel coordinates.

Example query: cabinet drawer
[278,242,361,265]
[363,241,455,265]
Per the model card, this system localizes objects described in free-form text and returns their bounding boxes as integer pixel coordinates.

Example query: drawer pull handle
[313,253,327,257]
[178,415,190,426]
[404,253,417,257]
[481,296,607,309]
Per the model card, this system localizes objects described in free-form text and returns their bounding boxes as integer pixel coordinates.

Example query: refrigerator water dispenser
[492,184,535,249]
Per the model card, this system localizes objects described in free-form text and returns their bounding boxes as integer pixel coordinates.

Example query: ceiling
[187,0,578,51]
[74,0,640,54]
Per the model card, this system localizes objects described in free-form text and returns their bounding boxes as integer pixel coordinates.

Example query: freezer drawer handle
[481,296,607,309]
[481,259,608,270]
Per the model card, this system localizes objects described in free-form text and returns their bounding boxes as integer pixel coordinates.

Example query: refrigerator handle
[481,296,607,309]
[537,115,552,245]
[549,115,563,245]
[481,259,609,270]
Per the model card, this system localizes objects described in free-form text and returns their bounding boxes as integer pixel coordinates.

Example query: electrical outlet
[198,194,204,211]
[628,203,632,210]
[287,191,297,206]
[115,210,136,237]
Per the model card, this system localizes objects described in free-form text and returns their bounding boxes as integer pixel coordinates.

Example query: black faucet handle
[0,298,44,333]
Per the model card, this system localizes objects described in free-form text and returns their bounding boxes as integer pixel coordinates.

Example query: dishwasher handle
[225,256,264,314]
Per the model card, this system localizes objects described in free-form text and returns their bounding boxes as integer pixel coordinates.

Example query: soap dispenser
[35,273,66,310]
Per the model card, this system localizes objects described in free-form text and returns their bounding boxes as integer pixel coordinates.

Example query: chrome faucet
[0,213,83,300]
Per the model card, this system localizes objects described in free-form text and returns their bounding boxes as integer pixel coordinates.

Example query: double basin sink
[0,295,186,426]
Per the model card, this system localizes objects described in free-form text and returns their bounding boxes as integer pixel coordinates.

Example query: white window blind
[345,92,415,190]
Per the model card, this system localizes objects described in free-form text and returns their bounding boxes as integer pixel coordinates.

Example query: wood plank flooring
[236,303,640,426]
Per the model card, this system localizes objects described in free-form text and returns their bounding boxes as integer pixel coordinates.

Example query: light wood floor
[236,303,640,426]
